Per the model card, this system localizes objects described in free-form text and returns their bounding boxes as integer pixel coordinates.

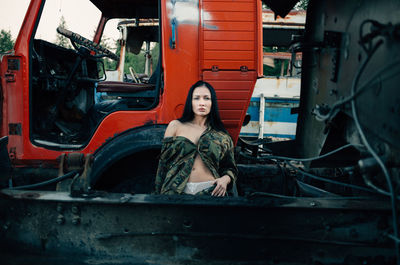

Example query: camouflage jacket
[154,127,237,195]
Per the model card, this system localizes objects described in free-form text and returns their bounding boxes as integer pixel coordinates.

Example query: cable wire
[313,20,400,122]
[350,37,400,264]
[285,162,378,194]
[362,174,395,197]
[253,143,363,162]
[314,59,400,121]
[239,151,377,194]
[9,170,79,190]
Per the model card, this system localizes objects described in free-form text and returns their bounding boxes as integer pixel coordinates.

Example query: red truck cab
[0,0,263,192]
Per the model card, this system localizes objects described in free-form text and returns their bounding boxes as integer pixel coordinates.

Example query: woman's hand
[211,175,231,197]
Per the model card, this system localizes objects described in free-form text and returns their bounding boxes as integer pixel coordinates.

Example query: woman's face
[192,85,212,117]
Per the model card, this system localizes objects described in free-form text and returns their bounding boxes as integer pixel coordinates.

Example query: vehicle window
[35,0,101,45]
[102,18,160,83]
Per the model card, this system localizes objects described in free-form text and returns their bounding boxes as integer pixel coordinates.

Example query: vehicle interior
[30,0,161,149]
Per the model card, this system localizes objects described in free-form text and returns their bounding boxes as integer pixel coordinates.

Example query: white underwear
[184,181,215,195]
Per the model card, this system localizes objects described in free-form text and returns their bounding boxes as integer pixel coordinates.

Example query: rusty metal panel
[262,10,305,47]
[295,0,400,165]
[0,189,395,264]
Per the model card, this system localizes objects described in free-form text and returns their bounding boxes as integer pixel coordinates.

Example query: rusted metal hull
[0,189,395,265]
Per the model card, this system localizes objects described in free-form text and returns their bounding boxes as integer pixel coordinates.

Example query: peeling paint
[167,0,200,25]
[167,0,214,29]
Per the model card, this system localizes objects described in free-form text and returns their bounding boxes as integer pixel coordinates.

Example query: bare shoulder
[164,120,182,138]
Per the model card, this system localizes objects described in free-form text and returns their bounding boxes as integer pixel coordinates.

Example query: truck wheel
[89,125,166,193]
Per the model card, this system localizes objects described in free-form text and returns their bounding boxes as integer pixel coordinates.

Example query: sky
[0,0,119,47]
[0,0,31,38]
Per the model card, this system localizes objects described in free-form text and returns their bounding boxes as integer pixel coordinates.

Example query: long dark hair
[178,80,227,133]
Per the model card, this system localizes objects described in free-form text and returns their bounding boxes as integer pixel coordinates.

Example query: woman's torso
[174,122,215,183]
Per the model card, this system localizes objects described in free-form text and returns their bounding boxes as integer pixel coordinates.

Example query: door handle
[170,18,177,49]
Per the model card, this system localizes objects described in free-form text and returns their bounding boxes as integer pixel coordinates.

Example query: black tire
[89,125,166,193]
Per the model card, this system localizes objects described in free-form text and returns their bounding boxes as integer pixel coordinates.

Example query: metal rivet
[183,220,192,229]
[71,206,79,214]
[56,214,65,225]
[3,222,10,230]
[72,216,80,225]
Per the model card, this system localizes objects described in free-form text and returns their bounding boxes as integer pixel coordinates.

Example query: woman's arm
[154,120,180,193]
[219,136,238,184]
[213,135,238,196]
[164,120,180,138]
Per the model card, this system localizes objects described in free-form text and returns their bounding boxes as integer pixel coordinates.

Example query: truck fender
[89,124,166,191]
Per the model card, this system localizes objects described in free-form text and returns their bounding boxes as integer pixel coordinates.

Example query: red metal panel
[204,71,257,80]
[204,31,255,41]
[5,0,45,163]
[222,120,241,127]
[203,61,255,70]
[219,110,243,120]
[205,21,255,31]
[203,71,257,142]
[203,12,255,22]
[204,51,254,60]
[203,0,254,2]
[204,41,254,51]
[200,0,258,71]
[217,91,250,100]
[203,1,254,12]
[218,100,247,109]
[256,0,263,76]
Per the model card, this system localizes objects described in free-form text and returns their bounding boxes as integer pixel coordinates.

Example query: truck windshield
[35,0,101,46]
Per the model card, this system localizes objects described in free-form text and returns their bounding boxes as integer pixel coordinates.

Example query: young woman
[155,81,237,196]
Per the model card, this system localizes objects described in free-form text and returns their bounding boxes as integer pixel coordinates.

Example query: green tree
[0,29,14,53]
[104,40,160,76]
[55,16,71,48]
[123,43,160,75]
[263,46,290,77]
[295,0,309,10]
[101,35,118,70]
